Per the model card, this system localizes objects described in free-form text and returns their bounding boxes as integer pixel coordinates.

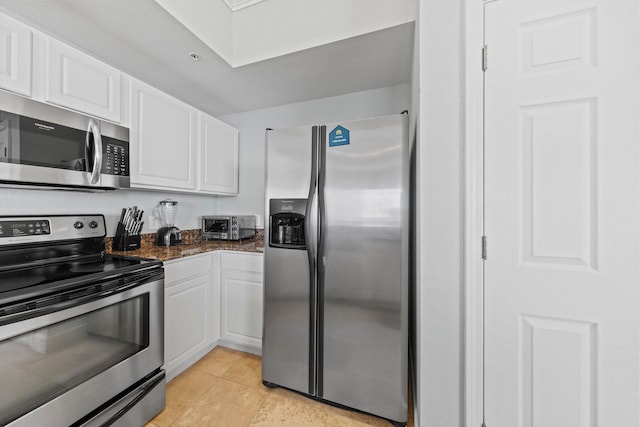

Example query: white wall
[216,83,411,227]
[415,0,465,425]
[0,187,217,236]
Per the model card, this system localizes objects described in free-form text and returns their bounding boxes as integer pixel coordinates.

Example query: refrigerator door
[262,126,318,395]
[318,114,409,423]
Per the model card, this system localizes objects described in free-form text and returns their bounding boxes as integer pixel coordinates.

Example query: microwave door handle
[86,118,103,185]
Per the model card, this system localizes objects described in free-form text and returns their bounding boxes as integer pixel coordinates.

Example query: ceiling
[0,0,414,117]
[222,0,266,12]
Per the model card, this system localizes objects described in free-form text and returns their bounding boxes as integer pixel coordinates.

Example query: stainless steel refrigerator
[262,113,409,425]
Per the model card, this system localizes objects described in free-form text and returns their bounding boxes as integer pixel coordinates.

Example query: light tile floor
[146,346,413,427]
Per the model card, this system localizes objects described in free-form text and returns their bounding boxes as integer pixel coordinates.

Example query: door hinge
[482,44,488,71]
[481,235,488,260]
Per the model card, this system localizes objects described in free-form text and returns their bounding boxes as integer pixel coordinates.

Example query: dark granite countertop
[107,229,263,262]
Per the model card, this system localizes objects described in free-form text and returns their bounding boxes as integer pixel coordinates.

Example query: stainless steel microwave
[0,90,129,191]
[202,215,256,241]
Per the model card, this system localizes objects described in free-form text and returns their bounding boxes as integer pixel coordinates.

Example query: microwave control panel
[103,140,129,176]
[102,136,129,176]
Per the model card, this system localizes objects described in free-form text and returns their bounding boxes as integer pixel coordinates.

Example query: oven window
[0,295,149,425]
[206,219,228,233]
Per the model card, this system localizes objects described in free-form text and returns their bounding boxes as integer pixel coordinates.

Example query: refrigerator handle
[305,127,318,272]
[305,126,319,394]
[316,125,327,397]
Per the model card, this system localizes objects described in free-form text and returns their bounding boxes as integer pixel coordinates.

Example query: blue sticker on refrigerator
[328,125,350,147]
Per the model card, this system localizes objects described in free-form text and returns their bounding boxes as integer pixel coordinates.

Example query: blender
[154,199,183,246]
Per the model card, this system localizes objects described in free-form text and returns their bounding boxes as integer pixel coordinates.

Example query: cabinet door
[45,38,121,122]
[220,269,263,349]
[130,79,197,190]
[164,274,212,377]
[0,14,32,96]
[199,113,239,194]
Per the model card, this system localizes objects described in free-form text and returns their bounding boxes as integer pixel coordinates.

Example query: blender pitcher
[154,199,183,246]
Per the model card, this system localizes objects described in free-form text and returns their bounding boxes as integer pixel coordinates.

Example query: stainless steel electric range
[0,214,165,427]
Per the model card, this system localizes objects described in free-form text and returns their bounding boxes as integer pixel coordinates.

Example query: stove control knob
[74,221,84,229]
[88,221,99,229]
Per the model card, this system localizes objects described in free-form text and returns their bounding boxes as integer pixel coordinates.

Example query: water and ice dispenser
[269,199,307,249]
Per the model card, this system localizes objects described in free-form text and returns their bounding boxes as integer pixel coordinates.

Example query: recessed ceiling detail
[222,0,267,12]
[0,0,415,116]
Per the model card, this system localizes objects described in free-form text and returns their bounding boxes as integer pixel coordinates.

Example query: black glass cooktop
[0,215,163,310]
[0,253,154,294]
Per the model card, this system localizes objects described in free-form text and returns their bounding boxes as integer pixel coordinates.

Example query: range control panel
[0,215,106,245]
[0,220,51,238]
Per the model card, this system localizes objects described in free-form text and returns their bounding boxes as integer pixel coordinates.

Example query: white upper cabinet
[129,79,197,191]
[0,14,32,97]
[44,38,121,123]
[0,11,241,195]
[199,113,239,195]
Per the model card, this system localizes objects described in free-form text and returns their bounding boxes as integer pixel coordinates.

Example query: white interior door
[484,0,640,425]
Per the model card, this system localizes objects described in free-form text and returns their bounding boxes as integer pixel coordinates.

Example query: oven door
[0,274,163,427]
[203,217,232,240]
[204,218,230,234]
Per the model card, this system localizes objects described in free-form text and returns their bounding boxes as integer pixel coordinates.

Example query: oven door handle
[0,275,159,328]
[95,371,165,427]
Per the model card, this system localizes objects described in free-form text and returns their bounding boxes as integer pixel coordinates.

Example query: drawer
[164,253,212,285]
[220,252,263,274]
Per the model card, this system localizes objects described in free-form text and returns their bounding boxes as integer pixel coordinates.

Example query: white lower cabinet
[162,250,262,380]
[163,253,216,381]
[219,252,263,351]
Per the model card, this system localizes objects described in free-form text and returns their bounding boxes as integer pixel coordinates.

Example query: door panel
[264,126,314,201]
[200,114,238,194]
[45,38,121,123]
[521,99,596,268]
[221,270,263,348]
[130,80,197,190]
[262,126,314,394]
[485,0,640,425]
[320,115,408,423]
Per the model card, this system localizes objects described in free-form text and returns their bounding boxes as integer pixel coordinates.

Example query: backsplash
[105,229,264,252]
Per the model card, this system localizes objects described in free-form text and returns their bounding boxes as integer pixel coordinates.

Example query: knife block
[114,222,141,251]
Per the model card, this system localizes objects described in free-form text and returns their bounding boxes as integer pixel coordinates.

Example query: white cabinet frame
[0,14,32,97]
